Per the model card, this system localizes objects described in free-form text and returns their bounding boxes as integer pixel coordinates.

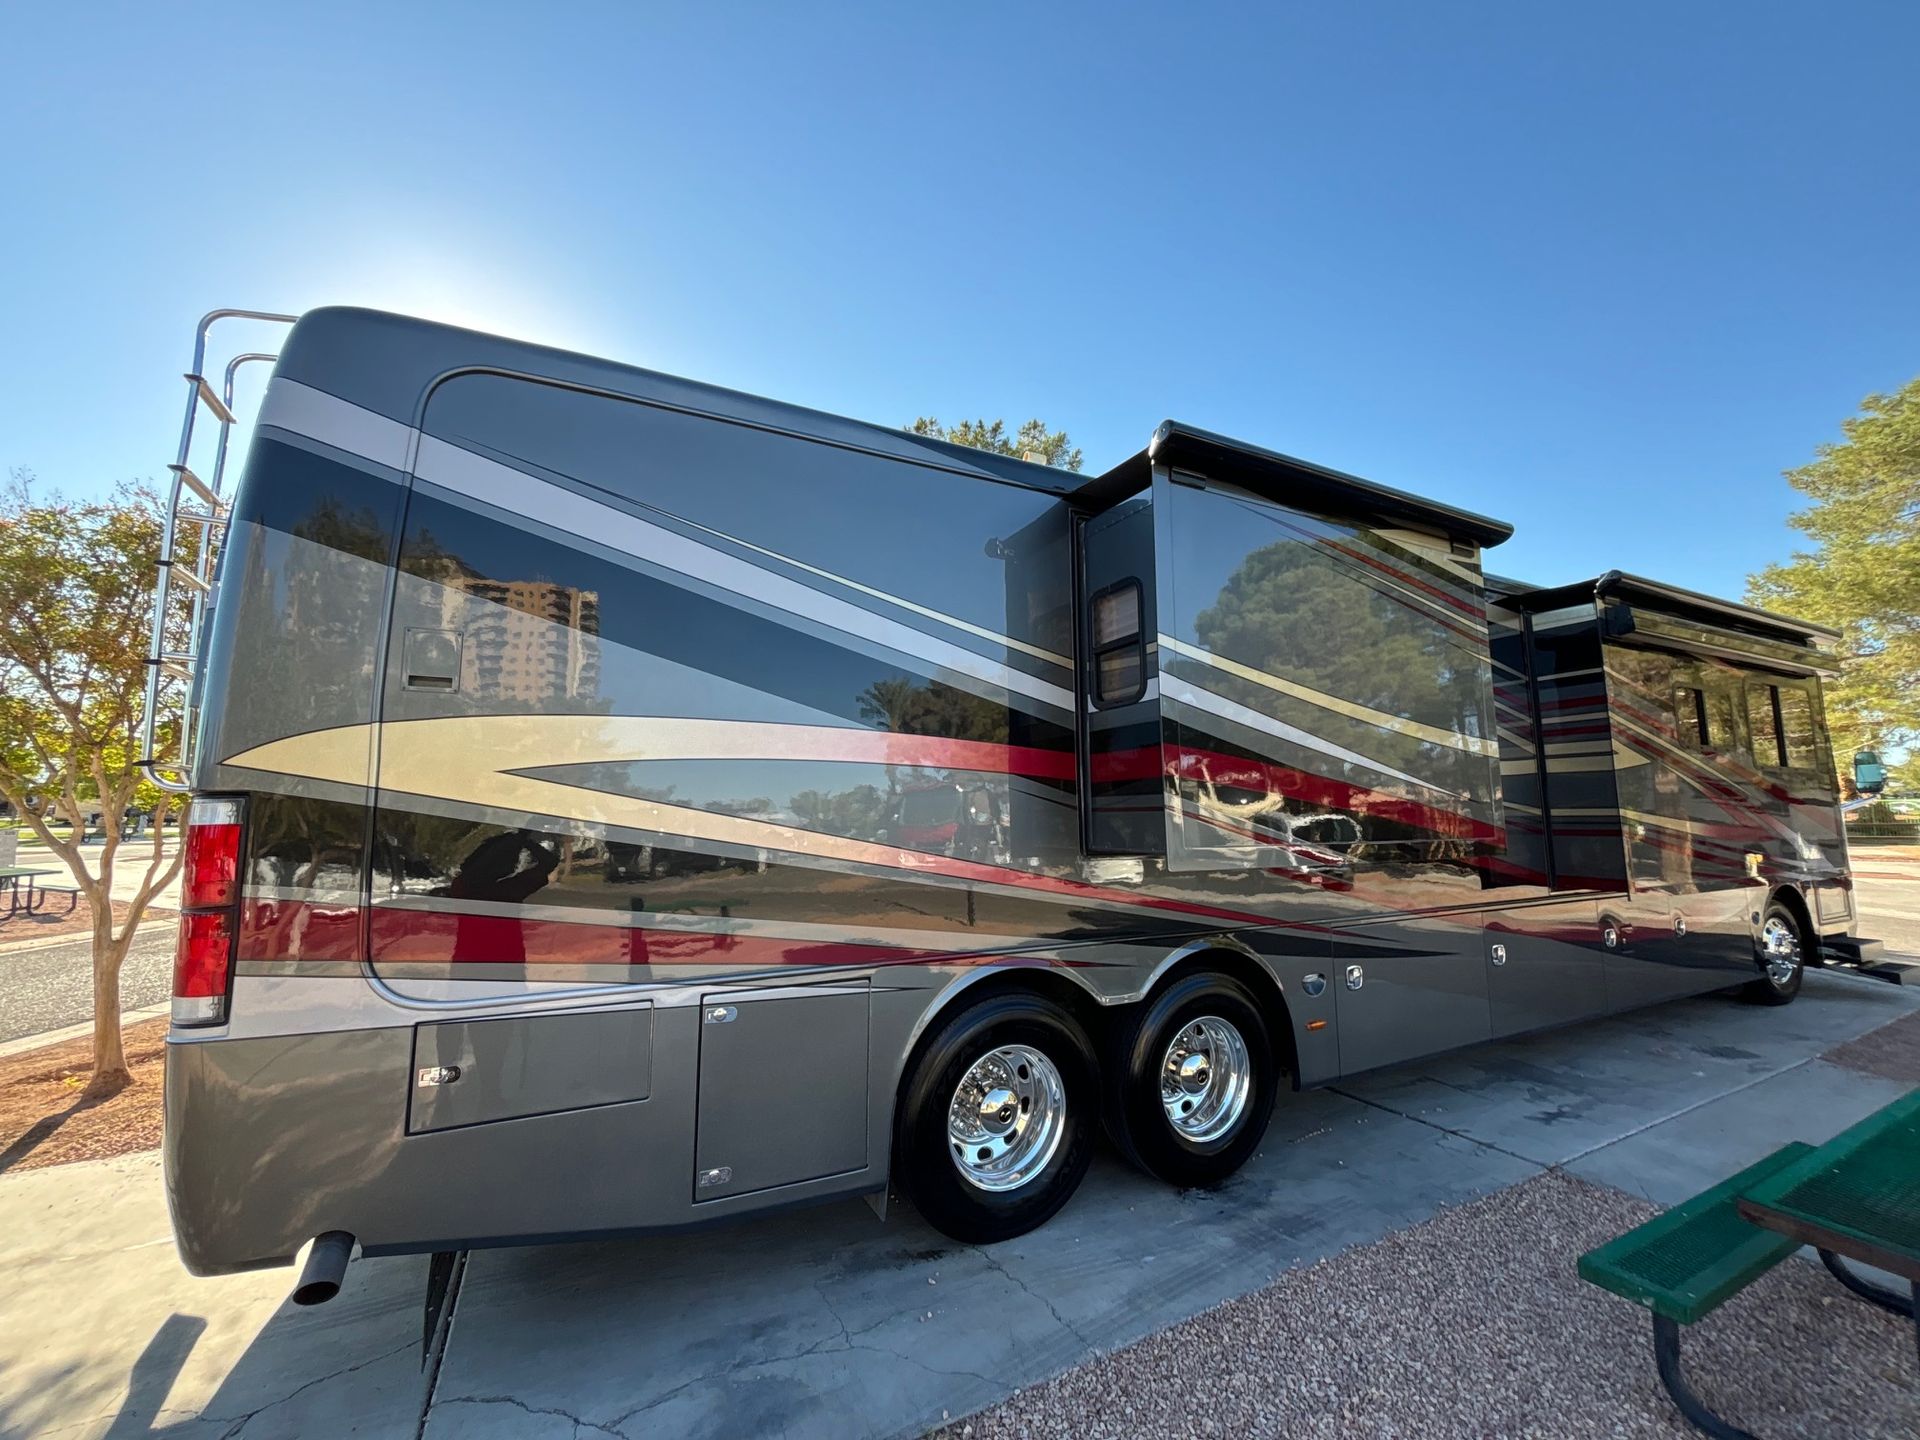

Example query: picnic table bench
[1580,1088,1920,1439]
[0,867,77,919]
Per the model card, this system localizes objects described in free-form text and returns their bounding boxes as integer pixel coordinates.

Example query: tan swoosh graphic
[230,715,1107,905]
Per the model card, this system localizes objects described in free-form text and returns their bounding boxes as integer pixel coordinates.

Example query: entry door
[1333,915,1491,1076]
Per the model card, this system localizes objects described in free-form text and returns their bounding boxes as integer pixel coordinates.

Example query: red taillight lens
[174,796,245,1027]
[174,910,234,997]
[182,804,242,910]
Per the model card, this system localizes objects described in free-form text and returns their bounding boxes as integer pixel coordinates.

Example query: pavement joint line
[1552,1050,1825,1172]
[1327,1084,1550,1170]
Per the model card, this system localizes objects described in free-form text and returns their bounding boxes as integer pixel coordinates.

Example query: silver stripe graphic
[1159,635,1496,757]
[257,379,1072,706]
[256,378,414,471]
[413,434,1075,714]
[1158,675,1446,794]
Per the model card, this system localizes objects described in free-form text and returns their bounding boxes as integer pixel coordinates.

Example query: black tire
[894,991,1098,1244]
[1106,971,1278,1188]
[1744,899,1806,1005]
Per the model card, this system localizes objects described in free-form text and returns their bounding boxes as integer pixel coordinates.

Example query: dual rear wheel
[894,974,1279,1244]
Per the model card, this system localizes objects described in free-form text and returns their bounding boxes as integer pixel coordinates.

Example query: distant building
[446,579,601,702]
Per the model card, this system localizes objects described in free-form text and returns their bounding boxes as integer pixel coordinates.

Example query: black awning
[1511,570,1840,649]
[1076,421,1513,547]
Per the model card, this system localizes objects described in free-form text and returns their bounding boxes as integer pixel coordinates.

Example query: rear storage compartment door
[694,982,870,1201]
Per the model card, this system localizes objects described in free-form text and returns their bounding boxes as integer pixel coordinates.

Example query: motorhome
[147,308,1879,1300]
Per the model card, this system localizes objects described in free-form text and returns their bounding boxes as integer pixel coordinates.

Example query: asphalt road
[0,926,175,1044]
[1853,849,1920,959]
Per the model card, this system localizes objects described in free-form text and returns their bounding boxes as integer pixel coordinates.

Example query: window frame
[1746,681,1788,770]
[1673,684,1710,751]
[1774,683,1820,771]
[1088,578,1147,708]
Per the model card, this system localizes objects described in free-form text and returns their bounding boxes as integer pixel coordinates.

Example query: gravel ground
[0,1016,167,1174]
[0,926,174,1044]
[940,1171,1920,1440]
[1823,1009,1920,1084]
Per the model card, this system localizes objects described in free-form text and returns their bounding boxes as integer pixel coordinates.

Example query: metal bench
[23,881,80,917]
[1578,1143,1815,1440]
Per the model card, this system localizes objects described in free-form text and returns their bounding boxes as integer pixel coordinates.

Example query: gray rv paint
[408,1007,655,1133]
[163,307,1863,1276]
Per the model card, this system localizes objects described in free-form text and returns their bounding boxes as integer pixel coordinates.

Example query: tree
[1748,377,1920,761]
[907,416,1084,472]
[0,473,186,1095]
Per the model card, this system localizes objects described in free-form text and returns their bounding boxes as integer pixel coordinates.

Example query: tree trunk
[87,910,134,1097]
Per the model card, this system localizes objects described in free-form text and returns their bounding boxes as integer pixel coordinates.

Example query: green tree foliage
[1748,378,1920,759]
[0,474,186,1092]
[907,416,1084,472]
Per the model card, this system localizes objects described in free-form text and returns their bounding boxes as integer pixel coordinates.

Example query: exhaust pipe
[292,1231,355,1306]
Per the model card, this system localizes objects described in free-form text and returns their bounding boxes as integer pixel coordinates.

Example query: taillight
[173,796,245,1027]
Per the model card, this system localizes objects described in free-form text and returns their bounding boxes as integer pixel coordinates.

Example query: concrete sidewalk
[5,968,1911,1440]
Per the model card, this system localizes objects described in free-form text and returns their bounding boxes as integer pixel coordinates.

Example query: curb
[0,1004,171,1060]
[0,919,175,957]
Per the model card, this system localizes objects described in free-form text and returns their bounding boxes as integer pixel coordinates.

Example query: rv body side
[164,309,1859,1274]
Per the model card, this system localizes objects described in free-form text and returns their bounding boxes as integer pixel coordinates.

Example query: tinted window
[1777,686,1819,770]
[1090,580,1146,706]
[1673,685,1709,749]
[1747,684,1785,768]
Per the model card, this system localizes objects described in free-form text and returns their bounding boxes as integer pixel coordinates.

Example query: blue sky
[3,3,1916,601]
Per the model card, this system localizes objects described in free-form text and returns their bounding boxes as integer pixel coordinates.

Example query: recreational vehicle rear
[147,309,1877,1295]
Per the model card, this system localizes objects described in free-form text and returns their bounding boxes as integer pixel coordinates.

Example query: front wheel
[1744,900,1806,1005]
[1107,972,1278,1188]
[894,992,1098,1244]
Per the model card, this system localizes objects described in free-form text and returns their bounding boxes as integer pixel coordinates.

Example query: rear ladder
[138,309,296,792]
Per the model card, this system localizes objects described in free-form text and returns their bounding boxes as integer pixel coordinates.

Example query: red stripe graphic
[238,898,1102,970]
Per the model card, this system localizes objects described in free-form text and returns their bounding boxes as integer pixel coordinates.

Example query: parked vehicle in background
[1854,750,1888,795]
[145,308,1879,1297]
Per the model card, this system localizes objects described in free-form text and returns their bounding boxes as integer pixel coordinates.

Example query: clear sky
[4,3,1916,602]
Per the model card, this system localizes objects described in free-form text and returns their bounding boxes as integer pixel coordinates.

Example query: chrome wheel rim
[1761,915,1802,987]
[1160,1015,1252,1143]
[947,1045,1067,1192]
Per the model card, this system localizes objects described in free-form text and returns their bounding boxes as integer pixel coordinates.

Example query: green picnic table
[1738,1087,1920,1365]
[1581,1086,1920,1439]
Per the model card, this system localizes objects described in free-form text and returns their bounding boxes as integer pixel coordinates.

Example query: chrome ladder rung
[150,654,194,679]
[186,373,238,426]
[163,559,211,594]
[176,507,226,526]
[167,462,220,507]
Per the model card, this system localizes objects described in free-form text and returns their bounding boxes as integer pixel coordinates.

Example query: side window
[1703,685,1737,754]
[1673,685,1709,750]
[1776,685,1819,770]
[1747,683,1786,769]
[1090,580,1146,706]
